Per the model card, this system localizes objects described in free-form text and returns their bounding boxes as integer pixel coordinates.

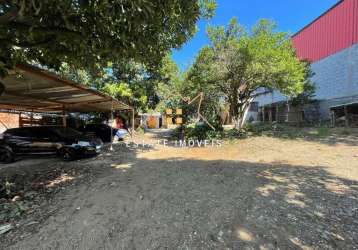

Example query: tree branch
[0,35,57,48]
[5,21,83,37]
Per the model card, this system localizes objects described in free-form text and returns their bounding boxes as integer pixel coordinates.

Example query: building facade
[255,0,358,123]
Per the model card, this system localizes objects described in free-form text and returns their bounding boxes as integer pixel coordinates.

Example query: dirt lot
[1,128,358,249]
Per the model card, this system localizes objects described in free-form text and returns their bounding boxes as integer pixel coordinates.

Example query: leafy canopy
[185,18,309,128]
[0,0,216,77]
[57,52,181,113]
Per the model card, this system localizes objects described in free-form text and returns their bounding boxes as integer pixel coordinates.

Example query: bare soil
[1,129,358,249]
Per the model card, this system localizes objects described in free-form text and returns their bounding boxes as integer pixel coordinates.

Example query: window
[6,128,31,137]
[30,127,55,139]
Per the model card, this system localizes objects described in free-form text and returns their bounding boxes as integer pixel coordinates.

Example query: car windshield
[52,127,82,137]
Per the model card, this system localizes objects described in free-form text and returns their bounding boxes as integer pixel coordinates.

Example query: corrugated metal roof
[292,0,358,62]
[0,64,132,113]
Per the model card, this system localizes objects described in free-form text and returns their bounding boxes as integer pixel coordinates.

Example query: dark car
[0,126,103,163]
[78,124,117,142]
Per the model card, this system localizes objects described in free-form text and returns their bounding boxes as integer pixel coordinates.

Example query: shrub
[224,128,246,139]
[244,122,285,135]
[173,123,224,141]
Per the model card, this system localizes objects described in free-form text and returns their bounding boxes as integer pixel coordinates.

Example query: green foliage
[101,82,133,98]
[244,122,286,135]
[183,46,224,121]
[0,201,26,222]
[135,125,145,134]
[110,59,162,112]
[173,123,248,141]
[57,63,92,86]
[185,18,310,130]
[244,123,327,139]
[224,128,244,139]
[4,180,14,197]
[0,0,215,77]
[316,127,330,137]
[155,55,185,112]
[182,123,224,141]
[199,0,217,19]
[291,62,316,106]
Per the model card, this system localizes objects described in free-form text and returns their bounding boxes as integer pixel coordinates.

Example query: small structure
[259,101,303,124]
[140,112,162,129]
[330,102,358,127]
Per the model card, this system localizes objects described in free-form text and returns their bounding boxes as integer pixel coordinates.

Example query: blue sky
[172,0,338,71]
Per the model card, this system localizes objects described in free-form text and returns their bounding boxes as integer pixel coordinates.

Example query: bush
[224,128,246,139]
[175,123,253,140]
[316,127,329,137]
[135,125,145,134]
[185,123,220,140]
[174,123,224,141]
[244,122,285,135]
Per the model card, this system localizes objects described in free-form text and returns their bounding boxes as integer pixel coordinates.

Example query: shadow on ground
[2,144,357,250]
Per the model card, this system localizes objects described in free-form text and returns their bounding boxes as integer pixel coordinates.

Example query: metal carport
[0,64,134,146]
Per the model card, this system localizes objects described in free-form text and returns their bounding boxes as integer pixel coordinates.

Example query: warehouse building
[256,0,358,126]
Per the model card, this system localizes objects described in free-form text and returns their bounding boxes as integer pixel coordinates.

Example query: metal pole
[18,112,21,128]
[331,110,336,127]
[286,100,290,123]
[132,108,135,136]
[30,109,34,126]
[110,101,114,151]
[344,105,349,127]
[276,104,279,122]
[269,105,273,123]
[62,106,67,127]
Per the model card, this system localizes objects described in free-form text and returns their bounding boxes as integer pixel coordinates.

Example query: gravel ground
[1,130,358,249]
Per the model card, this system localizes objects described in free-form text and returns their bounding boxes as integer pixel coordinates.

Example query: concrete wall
[255,90,288,106]
[311,43,358,100]
[255,43,358,122]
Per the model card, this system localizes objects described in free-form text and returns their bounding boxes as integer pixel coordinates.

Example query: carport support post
[344,105,349,127]
[331,110,336,127]
[286,101,290,123]
[132,108,135,135]
[276,104,279,122]
[62,107,67,127]
[110,101,114,151]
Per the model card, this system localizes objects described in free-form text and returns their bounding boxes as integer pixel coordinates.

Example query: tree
[290,62,316,106]
[0,0,216,77]
[156,55,184,112]
[187,18,309,130]
[183,47,224,123]
[56,53,181,113]
[111,60,161,112]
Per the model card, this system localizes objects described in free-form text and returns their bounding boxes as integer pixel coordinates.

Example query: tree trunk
[231,100,251,131]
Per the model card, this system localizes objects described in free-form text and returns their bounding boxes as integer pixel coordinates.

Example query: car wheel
[59,148,75,161]
[0,146,15,164]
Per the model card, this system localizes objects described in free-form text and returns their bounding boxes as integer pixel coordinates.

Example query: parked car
[0,126,103,163]
[77,123,117,142]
